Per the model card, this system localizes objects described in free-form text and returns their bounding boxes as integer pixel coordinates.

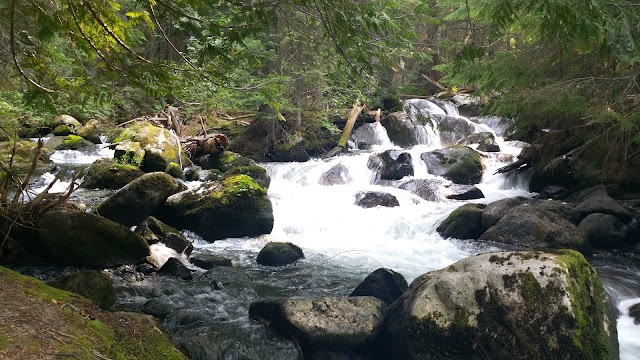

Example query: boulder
[384,250,618,360]
[396,179,445,202]
[437,203,486,240]
[380,111,418,147]
[529,160,576,193]
[165,162,185,180]
[139,216,192,253]
[96,172,178,227]
[575,195,632,221]
[579,213,628,249]
[479,205,590,253]
[481,197,528,228]
[538,185,568,199]
[349,268,408,305]
[223,165,271,189]
[457,132,495,146]
[114,141,145,167]
[421,145,484,184]
[197,151,256,172]
[629,303,640,325]
[477,137,501,152]
[50,270,116,310]
[0,140,50,177]
[34,211,149,268]
[451,94,482,117]
[444,184,484,200]
[113,121,180,172]
[535,200,581,224]
[367,150,414,181]
[55,135,95,151]
[77,119,102,144]
[51,114,82,131]
[190,254,232,269]
[352,123,389,149]
[81,158,144,190]
[433,115,477,145]
[256,242,304,266]
[319,164,351,186]
[565,185,609,203]
[158,257,192,281]
[270,135,310,162]
[52,124,74,136]
[355,191,400,208]
[282,296,386,349]
[158,175,273,241]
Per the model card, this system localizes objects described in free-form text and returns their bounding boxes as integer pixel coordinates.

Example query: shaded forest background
[1,0,639,191]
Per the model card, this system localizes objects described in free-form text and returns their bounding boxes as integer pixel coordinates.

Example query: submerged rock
[96,172,178,227]
[355,191,400,208]
[159,175,273,241]
[256,242,304,266]
[190,254,232,269]
[479,205,590,253]
[396,178,445,202]
[34,211,149,268]
[384,250,619,360]
[437,203,486,240]
[282,296,386,349]
[319,163,351,186]
[368,150,414,181]
[349,268,408,305]
[421,145,484,184]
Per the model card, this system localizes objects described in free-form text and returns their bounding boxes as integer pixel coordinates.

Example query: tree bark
[324,102,365,158]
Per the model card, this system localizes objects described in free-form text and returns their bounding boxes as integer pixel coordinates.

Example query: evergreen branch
[9,0,55,93]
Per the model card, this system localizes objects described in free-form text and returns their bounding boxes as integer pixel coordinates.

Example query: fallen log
[324,102,366,158]
[181,133,229,160]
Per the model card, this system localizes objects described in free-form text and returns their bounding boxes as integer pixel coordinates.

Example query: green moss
[222,174,267,197]
[165,162,185,179]
[113,127,138,143]
[50,270,117,310]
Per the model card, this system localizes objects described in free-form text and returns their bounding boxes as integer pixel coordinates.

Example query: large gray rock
[35,211,149,268]
[96,172,178,227]
[282,297,386,349]
[158,175,273,241]
[437,203,486,240]
[479,205,590,253]
[77,119,102,144]
[421,145,484,184]
[384,250,619,360]
[256,242,304,266]
[319,164,351,186]
[368,150,414,181]
[575,195,632,221]
[396,178,445,202]
[352,123,389,149]
[579,213,628,249]
[444,184,484,200]
[457,132,495,146]
[535,200,581,224]
[481,197,528,228]
[380,111,418,147]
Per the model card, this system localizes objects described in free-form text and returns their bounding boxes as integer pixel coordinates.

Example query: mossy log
[324,102,366,158]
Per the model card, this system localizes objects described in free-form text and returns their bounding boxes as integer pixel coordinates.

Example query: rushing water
[35,99,640,359]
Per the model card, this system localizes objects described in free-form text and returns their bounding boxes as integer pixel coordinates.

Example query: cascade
[27,99,640,359]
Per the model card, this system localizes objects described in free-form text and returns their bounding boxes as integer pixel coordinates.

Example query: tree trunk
[324,102,365,158]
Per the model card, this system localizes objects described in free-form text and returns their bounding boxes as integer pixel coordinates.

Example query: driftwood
[324,102,366,158]
[181,133,229,160]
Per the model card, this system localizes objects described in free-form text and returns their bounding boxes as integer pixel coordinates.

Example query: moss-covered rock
[158,174,274,241]
[256,242,304,266]
[136,216,193,254]
[0,266,186,359]
[114,121,180,172]
[77,119,102,144]
[165,162,185,180]
[223,165,270,188]
[58,134,95,150]
[269,135,310,162]
[197,150,256,172]
[34,211,150,268]
[114,140,145,168]
[384,250,619,360]
[437,203,486,240]
[421,145,484,184]
[479,205,590,254]
[50,270,116,310]
[53,124,74,136]
[96,172,178,227]
[190,253,232,269]
[51,114,82,130]
[0,140,50,177]
[367,150,414,181]
[82,158,144,189]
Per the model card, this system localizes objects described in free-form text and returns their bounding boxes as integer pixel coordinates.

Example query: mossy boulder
[34,211,150,268]
[457,132,495,146]
[96,172,178,227]
[114,140,145,167]
[256,242,304,266]
[0,266,186,360]
[383,250,619,360]
[269,135,310,162]
[222,165,270,188]
[51,114,82,130]
[437,203,486,240]
[58,134,95,150]
[165,162,185,180]
[77,119,102,144]
[50,270,116,310]
[479,205,590,254]
[367,150,414,181]
[53,124,74,136]
[421,145,484,184]
[81,158,144,189]
[0,140,50,177]
[380,111,418,147]
[114,121,180,172]
[477,137,501,152]
[136,216,193,254]
[158,174,274,241]
[197,150,256,172]
[349,268,408,305]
